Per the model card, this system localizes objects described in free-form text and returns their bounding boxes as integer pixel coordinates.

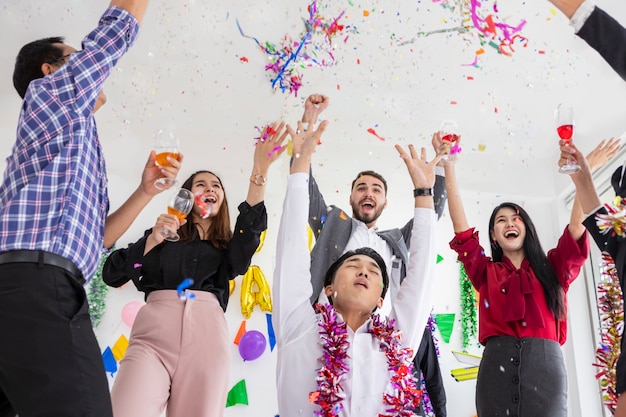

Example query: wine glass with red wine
[555,103,581,175]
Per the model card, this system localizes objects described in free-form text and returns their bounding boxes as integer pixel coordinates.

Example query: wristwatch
[413,187,433,197]
[250,174,267,186]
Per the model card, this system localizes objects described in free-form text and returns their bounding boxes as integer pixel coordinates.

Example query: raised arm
[110,0,151,25]
[104,151,181,248]
[301,94,329,127]
[560,140,602,215]
[246,122,289,207]
[566,137,621,240]
[392,144,440,350]
[439,133,470,233]
[274,123,329,341]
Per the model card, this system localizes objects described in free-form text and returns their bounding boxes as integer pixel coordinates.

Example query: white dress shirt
[570,0,595,32]
[273,173,437,416]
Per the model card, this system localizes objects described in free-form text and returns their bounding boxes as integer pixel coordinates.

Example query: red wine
[441,133,459,142]
[557,124,573,141]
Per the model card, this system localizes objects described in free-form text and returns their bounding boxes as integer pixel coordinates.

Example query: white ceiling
[1,0,626,207]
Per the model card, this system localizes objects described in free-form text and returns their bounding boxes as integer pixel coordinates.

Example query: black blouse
[103,201,267,311]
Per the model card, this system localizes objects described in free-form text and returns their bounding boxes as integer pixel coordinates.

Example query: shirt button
[512,375,519,384]
[512,395,519,404]
[510,357,520,366]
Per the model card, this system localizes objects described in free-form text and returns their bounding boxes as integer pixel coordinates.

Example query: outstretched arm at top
[110,0,151,25]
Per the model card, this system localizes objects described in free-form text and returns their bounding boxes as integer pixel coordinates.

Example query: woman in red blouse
[440,132,589,417]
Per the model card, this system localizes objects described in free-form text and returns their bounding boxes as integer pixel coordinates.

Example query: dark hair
[351,170,388,194]
[488,202,565,319]
[177,170,232,250]
[13,37,65,98]
[611,165,626,198]
[323,247,389,302]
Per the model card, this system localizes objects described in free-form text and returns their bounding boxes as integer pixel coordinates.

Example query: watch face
[252,175,266,185]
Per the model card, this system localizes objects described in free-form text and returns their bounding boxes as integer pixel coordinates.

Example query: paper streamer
[266,313,276,352]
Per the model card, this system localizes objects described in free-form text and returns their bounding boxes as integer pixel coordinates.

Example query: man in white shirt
[273,118,440,416]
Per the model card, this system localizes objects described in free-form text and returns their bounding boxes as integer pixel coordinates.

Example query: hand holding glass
[555,103,581,174]
[161,188,194,242]
[154,130,181,190]
[439,120,460,161]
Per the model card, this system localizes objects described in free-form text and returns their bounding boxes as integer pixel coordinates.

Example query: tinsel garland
[594,253,624,415]
[459,262,478,350]
[310,304,421,417]
[596,196,626,237]
[87,250,112,328]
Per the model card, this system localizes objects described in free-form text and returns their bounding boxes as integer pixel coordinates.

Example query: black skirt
[476,336,567,417]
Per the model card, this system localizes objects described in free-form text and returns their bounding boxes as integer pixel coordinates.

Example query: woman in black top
[102,123,288,417]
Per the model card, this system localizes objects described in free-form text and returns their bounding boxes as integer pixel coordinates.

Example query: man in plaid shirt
[0,1,173,416]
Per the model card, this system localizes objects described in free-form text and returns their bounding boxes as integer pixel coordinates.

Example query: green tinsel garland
[459,261,478,350]
[87,250,112,328]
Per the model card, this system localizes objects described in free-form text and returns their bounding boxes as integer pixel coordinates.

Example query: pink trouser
[111,290,229,417]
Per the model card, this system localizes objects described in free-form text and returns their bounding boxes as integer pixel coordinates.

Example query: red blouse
[450,226,589,345]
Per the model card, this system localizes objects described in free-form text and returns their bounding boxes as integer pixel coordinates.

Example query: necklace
[309,303,421,416]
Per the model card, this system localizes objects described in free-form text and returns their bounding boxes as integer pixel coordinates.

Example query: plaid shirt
[0,7,139,280]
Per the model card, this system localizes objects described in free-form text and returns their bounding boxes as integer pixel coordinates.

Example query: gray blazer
[307,170,447,304]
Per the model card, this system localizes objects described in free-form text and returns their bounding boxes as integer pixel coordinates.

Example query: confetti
[367,128,385,141]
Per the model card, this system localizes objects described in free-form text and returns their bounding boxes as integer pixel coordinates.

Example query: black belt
[0,250,84,284]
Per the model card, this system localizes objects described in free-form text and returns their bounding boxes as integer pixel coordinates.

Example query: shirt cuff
[288,172,309,188]
[583,204,603,220]
[435,166,445,177]
[570,0,595,32]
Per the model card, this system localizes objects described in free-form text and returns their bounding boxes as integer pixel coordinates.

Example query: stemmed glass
[161,188,194,242]
[154,129,181,190]
[439,120,460,161]
[555,103,581,174]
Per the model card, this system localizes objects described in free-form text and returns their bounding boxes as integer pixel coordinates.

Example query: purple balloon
[238,330,267,361]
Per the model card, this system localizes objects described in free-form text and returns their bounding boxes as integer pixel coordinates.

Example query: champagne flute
[440,120,460,161]
[555,103,581,174]
[161,188,194,242]
[154,129,181,190]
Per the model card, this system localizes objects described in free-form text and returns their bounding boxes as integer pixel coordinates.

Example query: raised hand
[394,144,442,189]
[586,137,621,171]
[302,94,329,125]
[142,150,183,195]
[254,121,289,173]
[287,119,329,174]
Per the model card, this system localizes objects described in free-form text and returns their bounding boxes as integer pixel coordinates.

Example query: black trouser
[0,262,112,417]
[0,389,16,417]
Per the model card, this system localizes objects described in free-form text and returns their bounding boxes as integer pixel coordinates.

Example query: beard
[350,199,383,225]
